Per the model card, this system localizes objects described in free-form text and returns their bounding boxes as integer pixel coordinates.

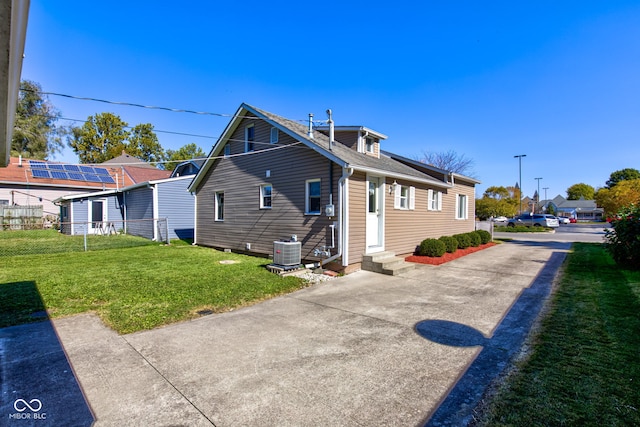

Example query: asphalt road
[492,222,610,243]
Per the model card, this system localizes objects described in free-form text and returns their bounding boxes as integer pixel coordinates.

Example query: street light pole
[543,187,549,202]
[535,177,543,213]
[514,154,526,215]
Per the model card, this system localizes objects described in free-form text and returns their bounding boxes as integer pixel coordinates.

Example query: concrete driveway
[2,239,571,426]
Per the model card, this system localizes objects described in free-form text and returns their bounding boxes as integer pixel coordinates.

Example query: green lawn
[0,243,306,334]
[0,229,158,256]
[478,243,640,426]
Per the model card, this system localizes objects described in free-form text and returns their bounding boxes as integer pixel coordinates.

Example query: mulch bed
[405,242,497,265]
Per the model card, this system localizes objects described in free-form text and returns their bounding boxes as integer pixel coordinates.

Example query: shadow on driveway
[417,251,567,426]
[0,281,94,426]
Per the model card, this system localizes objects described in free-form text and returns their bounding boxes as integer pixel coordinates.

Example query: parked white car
[556,216,570,224]
[492,216,508,223]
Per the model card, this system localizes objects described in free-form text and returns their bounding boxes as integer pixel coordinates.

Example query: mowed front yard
[0,237,306,334]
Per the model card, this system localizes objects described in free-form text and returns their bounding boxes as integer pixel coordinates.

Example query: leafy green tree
[128,123,166,166]
[566,183,595,200]
[595,179,640,216]
[11,80,66,159]
[165,143,206,171]
[475,185,518,219]
[483,186,510,199]
[69,112,129,163]
[605,168,640,189]
[69,113,165,165]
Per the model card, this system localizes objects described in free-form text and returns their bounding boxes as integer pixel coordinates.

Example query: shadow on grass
[0,281,94,425]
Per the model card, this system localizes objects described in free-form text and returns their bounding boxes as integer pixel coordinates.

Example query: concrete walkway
[2,240,570,426]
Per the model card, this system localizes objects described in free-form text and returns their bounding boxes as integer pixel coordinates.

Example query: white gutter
[349,165,454,189]
[321,167,353,266]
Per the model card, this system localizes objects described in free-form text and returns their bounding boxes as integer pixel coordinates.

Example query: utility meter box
[325,204,335,217]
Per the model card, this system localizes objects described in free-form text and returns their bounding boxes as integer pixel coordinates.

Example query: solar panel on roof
[94,167,110,176]
[30,161,47,169]
[49,164,64,170]
[64,164,80,172]
[67,172,84,180]
[98,175,115,183]
[32,169,51,179]
[50,171,68,179]
[83,174,102,182]
[79,166,95,174]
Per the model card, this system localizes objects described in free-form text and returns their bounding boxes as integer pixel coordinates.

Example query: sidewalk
[2,240,570,426]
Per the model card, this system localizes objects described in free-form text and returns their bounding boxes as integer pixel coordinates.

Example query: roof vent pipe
[326,109,334,150]
[308,113,314,139]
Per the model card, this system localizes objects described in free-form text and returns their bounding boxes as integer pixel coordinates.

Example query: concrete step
[362,252,415,276]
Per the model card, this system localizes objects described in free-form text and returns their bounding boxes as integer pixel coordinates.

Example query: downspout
[192,192,198,245]
[151,184,159,241]
[321,167,353,266]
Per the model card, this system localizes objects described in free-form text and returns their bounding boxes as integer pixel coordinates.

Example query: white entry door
[89,199,107,233]
[366,176,384,252]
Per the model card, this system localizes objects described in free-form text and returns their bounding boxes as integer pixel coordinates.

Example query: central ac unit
[273,241,301,266]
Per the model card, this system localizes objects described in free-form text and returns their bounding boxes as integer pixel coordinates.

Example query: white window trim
[455,193,468,220]
[365,137,374,153]
[270,127,278,144]
[394,184,415,210]
[214,191,224,221]
[260,184,272,209]
[245,124,255,152]
[305,178,321,215]
[428,189,443,211]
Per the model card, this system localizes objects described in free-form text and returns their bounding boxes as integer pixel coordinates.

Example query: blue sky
[21,1,640,199]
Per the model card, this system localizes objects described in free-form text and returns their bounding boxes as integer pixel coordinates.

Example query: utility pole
[514,155,526,215]
[535,177,543,213]
[543,186,549,201]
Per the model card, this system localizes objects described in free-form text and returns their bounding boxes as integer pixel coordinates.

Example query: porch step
[362,251,415,276]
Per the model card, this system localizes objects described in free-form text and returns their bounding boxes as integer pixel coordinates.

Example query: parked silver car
[507,214,559,228]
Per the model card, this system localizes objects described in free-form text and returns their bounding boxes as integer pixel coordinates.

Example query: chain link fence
[0,218,169,257]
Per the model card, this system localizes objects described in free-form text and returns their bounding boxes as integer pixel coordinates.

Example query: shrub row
[418,230,491,257]
[605,204,640,270]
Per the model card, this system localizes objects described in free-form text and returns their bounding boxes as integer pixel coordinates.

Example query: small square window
[270,127,278,144]
[224,143,231,157]
[260,184,272,208]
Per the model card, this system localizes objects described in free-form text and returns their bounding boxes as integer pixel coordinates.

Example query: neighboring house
[0,154,170,220]
[55,174,197,241]
[188,103,479,273]
[0,156,132,219]
[544,195,604,221]
[171,159,206,178]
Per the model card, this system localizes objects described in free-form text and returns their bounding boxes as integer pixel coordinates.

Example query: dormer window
[365,137,374,153]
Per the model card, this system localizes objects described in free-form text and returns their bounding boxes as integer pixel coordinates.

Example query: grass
[0,243,306,334]
[477,243,640,426]
[0,229,157,256]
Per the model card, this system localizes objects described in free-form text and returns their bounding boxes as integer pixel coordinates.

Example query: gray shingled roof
[249,104,447,185]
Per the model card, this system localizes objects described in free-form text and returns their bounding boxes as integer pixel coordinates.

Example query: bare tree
[415,149,476,177]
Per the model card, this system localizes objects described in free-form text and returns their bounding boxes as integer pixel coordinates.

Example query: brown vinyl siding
[384,179,476,256]
[347,172,367,264]
[195,116,342,262]
[332,131,359,151]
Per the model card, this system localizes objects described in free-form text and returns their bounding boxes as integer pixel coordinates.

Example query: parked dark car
[507,214,560,228]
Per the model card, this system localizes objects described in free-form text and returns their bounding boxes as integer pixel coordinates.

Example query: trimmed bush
[439,235,459,253]
[476,229,492,244]
[419,238,447,257]
[467,231,482,247]
[453,233,471,249]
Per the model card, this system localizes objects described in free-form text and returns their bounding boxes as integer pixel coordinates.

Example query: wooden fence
[1,205,47,230]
